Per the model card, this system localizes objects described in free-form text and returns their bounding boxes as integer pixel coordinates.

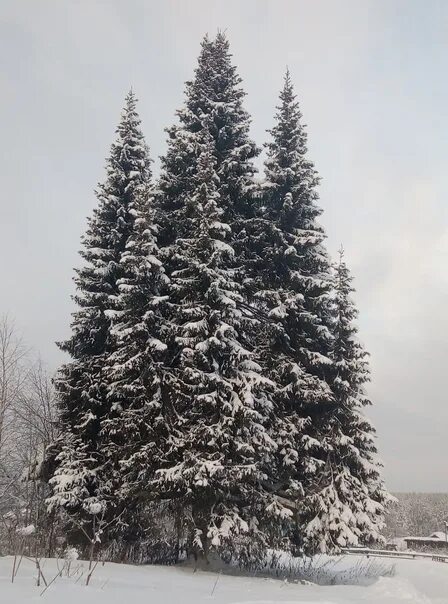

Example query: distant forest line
[384,493,448,538]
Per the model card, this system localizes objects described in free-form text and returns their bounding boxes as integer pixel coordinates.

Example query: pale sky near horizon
[1,0,447,492]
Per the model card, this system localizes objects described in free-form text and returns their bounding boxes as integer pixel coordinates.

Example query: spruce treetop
[158,32,259,245]
[264,69,322,234]
[61,90,151,361]
[260,71,334,376]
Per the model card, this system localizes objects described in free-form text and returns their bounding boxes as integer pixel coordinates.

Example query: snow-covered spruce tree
[254,72,337,554]
[155,36,283,564]
[47,91,156,531]
[159,128,280,565]
[258,73,389,554]
[99,166,172,547]
[306,249,389,550]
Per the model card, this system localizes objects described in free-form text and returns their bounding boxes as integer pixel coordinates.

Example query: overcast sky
[1,0,447,492]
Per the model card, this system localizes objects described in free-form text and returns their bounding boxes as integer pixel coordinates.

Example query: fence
[342,547,448,564]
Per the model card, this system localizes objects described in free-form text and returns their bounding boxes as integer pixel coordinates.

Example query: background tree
[0,316,58,556]
[384,492,448,539]
[0,316,27,469]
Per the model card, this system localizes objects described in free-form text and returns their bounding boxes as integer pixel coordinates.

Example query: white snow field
[1,554,447,604]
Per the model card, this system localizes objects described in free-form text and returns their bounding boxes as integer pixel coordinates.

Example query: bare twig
[39,564,66,598]
[86,559,99,586]
[211,570,221,596]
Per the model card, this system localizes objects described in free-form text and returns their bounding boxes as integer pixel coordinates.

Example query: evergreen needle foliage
[46,34,390,565]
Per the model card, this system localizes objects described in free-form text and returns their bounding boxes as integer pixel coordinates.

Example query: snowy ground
[1,554,447,604]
